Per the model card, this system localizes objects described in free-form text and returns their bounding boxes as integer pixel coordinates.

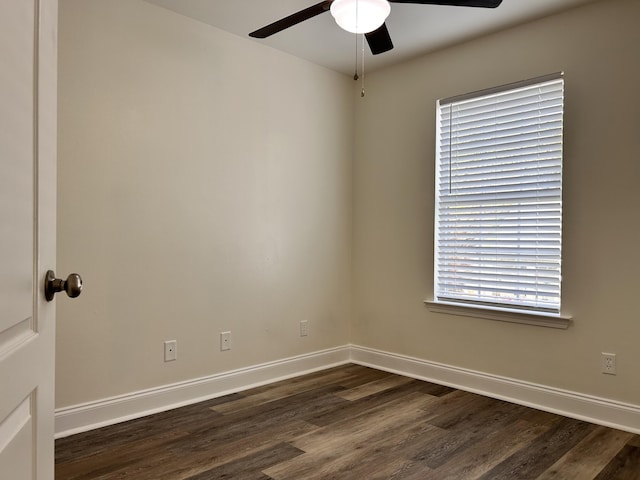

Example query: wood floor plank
[55,364,640,480]
[426,393,509,430]
[334,374,414,401]
[418,389,492,425]
[331,411,449,479]
[413,395,528,469]
[477,416,597,480]
[519,407,565,427]
[536,426,634,479]
[307,420,446,480]
[417,382,456,397]
[183,442,303,480]
[210,365,360,414]
[265,392,441,480]
[79,417,313,480]
[297,398,450,480]
[55,429,190,480]
[420,419,549,480]
[290,391,439,452]
[334,365,399,389]
[306,378,440,427]
[168,420,316,478]
[184,385,348,448]
[55,399,228,464]
[594,445,640,480]
[387,461,436,480]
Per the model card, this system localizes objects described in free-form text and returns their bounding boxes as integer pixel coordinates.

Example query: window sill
[424,300,572,329]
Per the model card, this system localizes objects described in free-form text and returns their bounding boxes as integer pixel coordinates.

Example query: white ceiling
[144,0,597,75]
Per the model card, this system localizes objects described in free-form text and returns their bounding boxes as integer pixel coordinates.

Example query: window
[434,73,564,315]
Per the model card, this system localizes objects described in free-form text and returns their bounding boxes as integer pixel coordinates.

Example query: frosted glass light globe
[330,0,391,34]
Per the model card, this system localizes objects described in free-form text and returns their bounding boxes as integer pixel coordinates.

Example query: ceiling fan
[249,0,504,55]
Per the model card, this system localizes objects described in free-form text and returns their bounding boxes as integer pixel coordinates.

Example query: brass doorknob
[44,270,83,302]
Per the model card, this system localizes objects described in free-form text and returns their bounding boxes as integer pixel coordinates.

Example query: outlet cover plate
[164,340,177,362]
[300,320,309,337]
[601,353,616,375]
[220,331,231,351]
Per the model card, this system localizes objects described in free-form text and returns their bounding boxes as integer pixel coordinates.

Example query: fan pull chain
[353,35,365,97]
[361,33,366,97]
[351,0,364,97]
[353,24,359,81]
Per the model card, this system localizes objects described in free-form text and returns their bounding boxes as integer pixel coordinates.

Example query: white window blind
[434,74,564,313]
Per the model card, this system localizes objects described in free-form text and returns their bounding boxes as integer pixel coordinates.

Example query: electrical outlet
[601,353,616,375]
[164,340,177,362]
[220,331,231,351]
[300,320,309,337]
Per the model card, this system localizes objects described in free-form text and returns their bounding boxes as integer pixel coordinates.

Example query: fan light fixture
[330,0,391,34]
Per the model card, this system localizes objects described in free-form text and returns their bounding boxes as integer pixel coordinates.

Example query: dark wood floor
[55,364,640,479]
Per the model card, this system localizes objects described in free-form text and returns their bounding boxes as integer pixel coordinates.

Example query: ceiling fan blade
[365,23,394,55]
[249,0,333,38]
[388,0,502,7]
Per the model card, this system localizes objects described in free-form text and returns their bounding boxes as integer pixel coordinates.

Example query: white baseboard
[54,346,351,438]
[56,344,640,438]
[350,345,640,435]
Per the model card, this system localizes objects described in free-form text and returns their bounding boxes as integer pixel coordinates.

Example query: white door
[0,0,58,479]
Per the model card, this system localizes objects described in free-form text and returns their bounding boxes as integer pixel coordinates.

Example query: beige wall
[353,0,640,404]
[56,0,353,407]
